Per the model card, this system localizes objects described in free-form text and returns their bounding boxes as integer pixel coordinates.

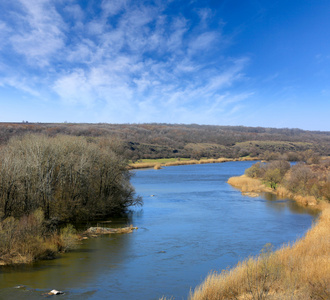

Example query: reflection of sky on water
[0,161,316,300]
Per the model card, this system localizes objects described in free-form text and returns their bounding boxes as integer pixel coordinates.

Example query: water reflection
[0,233,133,294]
[262,192,319,216]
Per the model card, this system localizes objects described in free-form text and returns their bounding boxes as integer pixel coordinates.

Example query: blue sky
[0,0,329,130]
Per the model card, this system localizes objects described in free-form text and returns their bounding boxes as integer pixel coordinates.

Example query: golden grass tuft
[128,162,158,169]
[154,163,162,170]
[228,175,272,193]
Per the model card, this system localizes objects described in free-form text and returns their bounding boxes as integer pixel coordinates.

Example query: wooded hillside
[1,123,329,160]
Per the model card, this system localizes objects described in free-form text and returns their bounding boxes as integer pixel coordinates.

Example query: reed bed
[228,175,272,194]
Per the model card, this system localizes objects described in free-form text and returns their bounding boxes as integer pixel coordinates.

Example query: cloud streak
[0,0,252,123]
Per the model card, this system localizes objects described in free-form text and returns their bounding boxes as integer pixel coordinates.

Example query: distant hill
[0,123,329,160]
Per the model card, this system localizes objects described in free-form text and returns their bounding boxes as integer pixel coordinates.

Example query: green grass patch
[136,158,191,164]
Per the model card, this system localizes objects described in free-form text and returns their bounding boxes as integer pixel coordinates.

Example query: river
[0,161,317,299]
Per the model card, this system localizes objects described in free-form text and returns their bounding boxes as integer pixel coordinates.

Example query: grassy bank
[0,210,78,265]
[229,175,320,207]
[186,176,330,300]
[129,157,258,170]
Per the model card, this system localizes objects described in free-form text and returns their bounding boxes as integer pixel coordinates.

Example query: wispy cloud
[0,76,41,97]
[0,0,252,123]
[6,0,65,67]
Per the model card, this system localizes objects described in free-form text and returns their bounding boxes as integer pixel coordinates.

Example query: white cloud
[0,21,11,50]
[9,0,66,67]
[64,3,84,21]
[0,76,41,97]
[102,0,129,17]
[66,40,96,64]
[188,31,218,53]
[1,0,252,124]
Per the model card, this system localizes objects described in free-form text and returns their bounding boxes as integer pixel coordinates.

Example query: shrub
[59,224,78,251]
[245,162,265,178]
[245,160,290,189]
[263,168,282,189]
[0,210,78,264]
[284,163,315,195]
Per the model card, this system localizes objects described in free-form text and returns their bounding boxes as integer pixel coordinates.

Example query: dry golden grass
[276,186,319,207]
[229,175,320,207]
[228,175,272,194]
[188,178,330,300]
[154,163,162,170]
[164,159,200,166]
[130,157,259,170]
[128,162,158,169]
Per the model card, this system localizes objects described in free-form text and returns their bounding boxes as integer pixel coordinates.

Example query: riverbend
[0,162,317,300]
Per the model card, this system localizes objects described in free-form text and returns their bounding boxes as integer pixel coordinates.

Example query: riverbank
[0,134,142,266]
[0,224,138,266]
[0,213,78,266]
[228,175,320,207]
[187,176,330,300]
[129,157,259,170]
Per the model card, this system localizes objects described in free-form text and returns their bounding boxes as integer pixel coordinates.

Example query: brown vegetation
[243,158,330,204]
[0,134,142,222]
[0,209,77,265]
[0,123,329,161]
[228,175,273,195]
[0,134,142,265]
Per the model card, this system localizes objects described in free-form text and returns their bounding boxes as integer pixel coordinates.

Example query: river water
[0,161,317,300]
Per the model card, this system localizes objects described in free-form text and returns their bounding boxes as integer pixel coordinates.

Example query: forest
[0,134,141,264]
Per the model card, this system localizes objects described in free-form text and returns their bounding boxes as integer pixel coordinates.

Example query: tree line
[245,158,330,202]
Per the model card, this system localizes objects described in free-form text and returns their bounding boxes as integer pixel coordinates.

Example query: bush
[245,160,290,189]
[245,162,265,178]
[284,163,315,195]
[0,210,77,264]
[59,224,78,251]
